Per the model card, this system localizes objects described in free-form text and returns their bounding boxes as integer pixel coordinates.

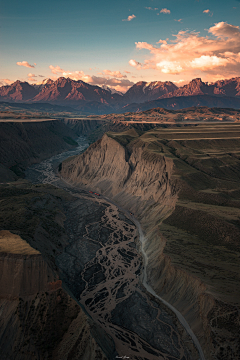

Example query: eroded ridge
[57,193,195,360]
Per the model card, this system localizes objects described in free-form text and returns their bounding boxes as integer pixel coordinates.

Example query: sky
[1,0,240,92]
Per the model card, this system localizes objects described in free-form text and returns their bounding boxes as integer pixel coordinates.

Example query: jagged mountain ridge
[162,77,240,98]
[123,80,178,103]
[1,77,240,114]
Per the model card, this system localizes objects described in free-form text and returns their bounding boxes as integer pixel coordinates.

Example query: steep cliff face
[61,133,176,223]
[62,118,104,136]
[0,120,79,182]
[60,130,240,360]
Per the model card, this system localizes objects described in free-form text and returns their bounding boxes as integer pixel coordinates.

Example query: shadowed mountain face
[123,80,178,103]
[1,77,240,114]
[0,81,39,101]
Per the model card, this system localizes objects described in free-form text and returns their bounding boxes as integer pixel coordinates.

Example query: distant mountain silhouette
[119,95,240,113]
[0,77,240,114]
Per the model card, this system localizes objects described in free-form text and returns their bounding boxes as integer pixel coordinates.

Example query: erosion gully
[25,136,204,360]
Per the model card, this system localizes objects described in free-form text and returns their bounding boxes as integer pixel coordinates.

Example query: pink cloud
[160,8,171,14]
[48,65,134,92]
[130,22,240,82]
[27,73,37,82]
[103,70,127,78]
[122,14,136,21]
[16,61,35,68]
[203,9,210,13]
[0,79,13,86]
[129,59,142,69]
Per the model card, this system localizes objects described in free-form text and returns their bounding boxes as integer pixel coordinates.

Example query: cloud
[145,7,158,11]
[0,79,13,86]
[203,9,213,16]
[27,73,37,82]
[103,70,127,78]
[16,61,35,68]
[160,8,171,14]
[174,19,182,23]
[122,14,136,21]
[49,65,65,74]
[129,59,142,69]
[130,22,240,81]
[48,65,134,92]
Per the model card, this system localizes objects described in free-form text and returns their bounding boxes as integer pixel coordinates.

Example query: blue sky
[1,0,240,91]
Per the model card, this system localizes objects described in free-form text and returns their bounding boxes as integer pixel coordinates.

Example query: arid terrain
[92,106,240,124]
[60,122,240,359]
[0,114,240,359]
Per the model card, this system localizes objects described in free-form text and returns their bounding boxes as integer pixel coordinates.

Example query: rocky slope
[60,128,240,360]
[0,181,111,360]
[0,81,39,101]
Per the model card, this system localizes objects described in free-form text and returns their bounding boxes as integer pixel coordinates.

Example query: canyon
[60,125,240,359]
[0,117,239,359]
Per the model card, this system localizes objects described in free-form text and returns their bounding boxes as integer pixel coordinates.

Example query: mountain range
[0,77,240,114]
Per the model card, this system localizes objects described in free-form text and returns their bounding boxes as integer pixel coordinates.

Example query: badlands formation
[0,115,240,359]
[60,124,240,359]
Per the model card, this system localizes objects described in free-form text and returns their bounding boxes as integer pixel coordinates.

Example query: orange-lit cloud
[129,22,240,82]
[103,70,127,78]
[129,59,142,69]
[48,65,134,92]
[0,79,13,86]
[160,8,171,14]
[28,73,37,82]
[122,14,136,21]
[16,61,35,68]
[203,9,213,17]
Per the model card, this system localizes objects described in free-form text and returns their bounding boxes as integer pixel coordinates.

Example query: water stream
[26,137,205,360]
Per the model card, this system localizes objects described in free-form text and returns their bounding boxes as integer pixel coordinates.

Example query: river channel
[25,137,201,360]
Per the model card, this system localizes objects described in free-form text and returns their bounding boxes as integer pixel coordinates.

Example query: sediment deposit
[60,125,240,360]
